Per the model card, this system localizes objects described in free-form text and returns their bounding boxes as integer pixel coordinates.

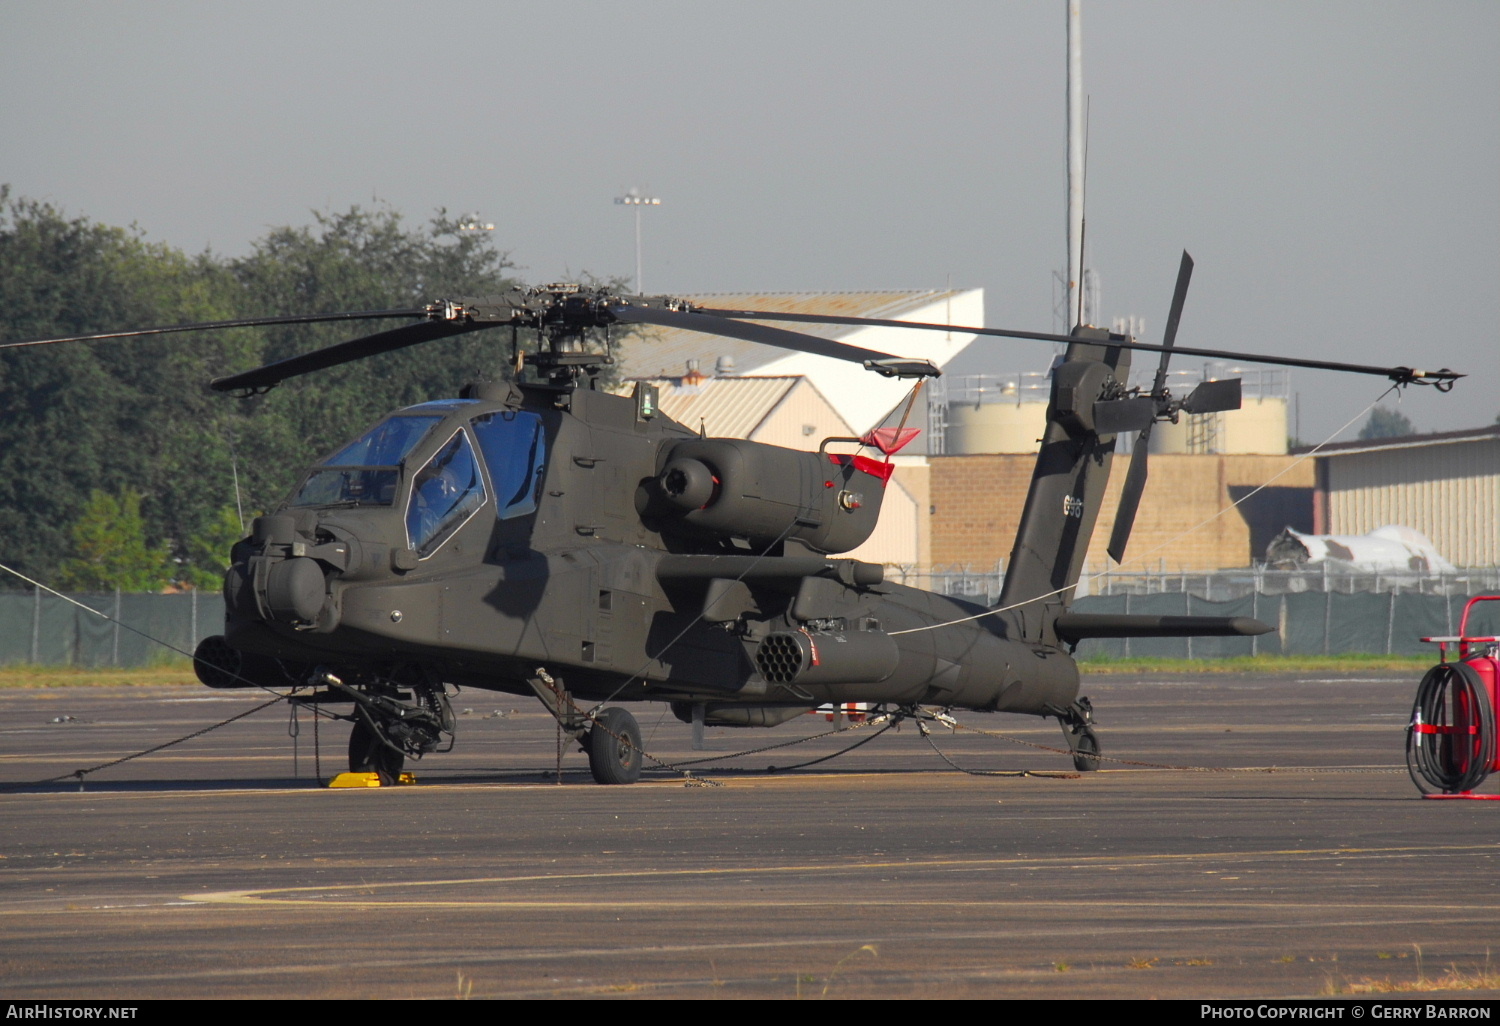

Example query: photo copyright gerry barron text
[1201,1006,1491,1020]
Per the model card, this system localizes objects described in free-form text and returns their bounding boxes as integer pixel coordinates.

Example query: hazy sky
[3,1,1495,441]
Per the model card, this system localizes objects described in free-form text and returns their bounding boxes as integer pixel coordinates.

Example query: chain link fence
[887,564,1500,659]
[4,568,1499,667]
[0,589,223,668]
[892,563,1500,605]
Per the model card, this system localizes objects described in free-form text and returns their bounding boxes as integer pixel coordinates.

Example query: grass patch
[1327,946,1498,994]
[1078,653,1434,675]
[1326,966,1500,994]
[0,662,199,688]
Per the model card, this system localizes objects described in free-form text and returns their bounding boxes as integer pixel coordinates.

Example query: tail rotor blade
[1107,252,1195,564]
[1159,250,1195,360]
[1183,377,1242,414]
[1108,438,1150,564]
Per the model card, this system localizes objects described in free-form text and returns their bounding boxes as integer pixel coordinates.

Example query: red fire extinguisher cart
[1410,596,1500,798]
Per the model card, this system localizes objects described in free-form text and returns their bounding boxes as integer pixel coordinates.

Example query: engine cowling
[650,438,890,554]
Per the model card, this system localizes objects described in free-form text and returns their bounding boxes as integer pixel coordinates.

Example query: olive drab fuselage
[221,380,1083,722]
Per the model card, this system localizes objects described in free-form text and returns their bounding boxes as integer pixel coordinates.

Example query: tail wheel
[1070,726,1101,772]
[1057,699,1101,772]
[587,707,643,785]
[348,716,405,785]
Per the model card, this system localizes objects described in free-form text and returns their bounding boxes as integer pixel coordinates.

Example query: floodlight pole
[615,189,661,293]
[1066,1,1084,331]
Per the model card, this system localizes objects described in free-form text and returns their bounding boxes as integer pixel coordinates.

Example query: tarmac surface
[1,672,1497,1000]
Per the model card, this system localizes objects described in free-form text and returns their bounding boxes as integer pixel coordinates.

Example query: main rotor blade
[209,319,489,393]
[1107,440,1150,565]
[609,304,928,373]
[0,308,426,350]
[691,308,1460,386]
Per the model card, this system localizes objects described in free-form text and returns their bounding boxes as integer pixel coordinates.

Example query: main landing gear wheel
[587,707,642,785]
[348,716,405,785]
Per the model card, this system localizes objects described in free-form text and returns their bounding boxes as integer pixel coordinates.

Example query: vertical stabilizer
[1000,328,1130,640]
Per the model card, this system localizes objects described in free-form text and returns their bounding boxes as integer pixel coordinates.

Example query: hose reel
[1410,596,1500,798]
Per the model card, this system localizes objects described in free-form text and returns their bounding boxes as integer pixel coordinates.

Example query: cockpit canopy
[290,413,444,508]
[288,401,548,559]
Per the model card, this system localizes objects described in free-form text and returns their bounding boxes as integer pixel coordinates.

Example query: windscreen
[289,415,442,508]
[324,415,442,467]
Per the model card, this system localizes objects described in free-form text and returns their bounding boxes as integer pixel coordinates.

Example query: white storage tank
[1220,395,1288,454]
[942,373,1051,453]
[1146,368,1288,455]
[946,401,1049,453]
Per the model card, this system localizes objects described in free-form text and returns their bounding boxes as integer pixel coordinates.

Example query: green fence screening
[1070,590,1481,659]
[0,590,224,667]
[0,588,1490,668]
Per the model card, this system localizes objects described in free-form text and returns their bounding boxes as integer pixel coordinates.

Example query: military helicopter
[7,255,1461,784]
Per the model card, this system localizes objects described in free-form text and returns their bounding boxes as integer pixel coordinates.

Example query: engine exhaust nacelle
[650,438,889,555]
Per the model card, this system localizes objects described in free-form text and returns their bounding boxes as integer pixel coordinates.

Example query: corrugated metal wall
[1328,437,1500,566]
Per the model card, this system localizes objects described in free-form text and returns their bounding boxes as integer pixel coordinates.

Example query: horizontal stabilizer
[1092,396,1157,435]
[1053,613,1274,642]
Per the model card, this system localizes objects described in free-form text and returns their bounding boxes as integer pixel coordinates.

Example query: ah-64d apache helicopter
[9,254,1461,784]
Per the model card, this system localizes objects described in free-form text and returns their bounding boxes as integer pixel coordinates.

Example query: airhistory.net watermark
[6,1008,138,1020]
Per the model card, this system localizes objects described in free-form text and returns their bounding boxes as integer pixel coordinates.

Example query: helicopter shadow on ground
[0,765,982,795]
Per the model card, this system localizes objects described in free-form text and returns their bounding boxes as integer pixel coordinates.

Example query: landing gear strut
[348,714,405,784]
[301,671,453,783]
[1058,698,1101,772]
[527,669,644,785]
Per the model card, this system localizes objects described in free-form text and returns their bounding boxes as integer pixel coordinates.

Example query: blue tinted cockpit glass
[291,468,400,507]
[470,411,546,519]
[324,415,442,467]
[405,429,486,556]
[289,414,443,508]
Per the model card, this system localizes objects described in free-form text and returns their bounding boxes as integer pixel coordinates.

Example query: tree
[0,193,521,588]
[178,505,252,590]
[0,187,240,586]
[220,203,521,512]
[1358,406,1415,440]
[55,490,172,592]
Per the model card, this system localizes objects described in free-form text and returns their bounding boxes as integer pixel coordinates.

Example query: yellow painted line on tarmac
[187,843,1500,906]
[184,896,1500,914]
